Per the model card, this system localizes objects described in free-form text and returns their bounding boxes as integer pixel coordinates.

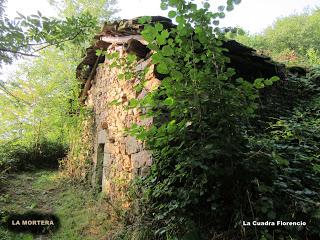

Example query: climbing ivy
[127,0,271,238]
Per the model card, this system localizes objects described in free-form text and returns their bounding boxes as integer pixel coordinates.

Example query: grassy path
[0,171,58,214]
[0,171,118,240]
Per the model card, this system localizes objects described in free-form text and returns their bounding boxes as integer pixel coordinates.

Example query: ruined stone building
[76,16,287,201]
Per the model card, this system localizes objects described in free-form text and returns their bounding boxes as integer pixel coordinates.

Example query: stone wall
[86,44,160,202]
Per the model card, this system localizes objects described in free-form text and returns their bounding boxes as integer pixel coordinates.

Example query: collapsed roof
[76,16,288,102]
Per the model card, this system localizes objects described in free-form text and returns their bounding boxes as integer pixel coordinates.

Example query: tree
[0,0,116,173]
[0,0,98,68]
[234,8,320,66]
[48,0,119,21]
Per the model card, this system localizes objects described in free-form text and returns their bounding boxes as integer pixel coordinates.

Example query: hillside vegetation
[234,8,320,67]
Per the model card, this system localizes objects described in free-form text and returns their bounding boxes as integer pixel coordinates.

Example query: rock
[125,136,141,154]
[131,150,152,168]
[125,136,142,154]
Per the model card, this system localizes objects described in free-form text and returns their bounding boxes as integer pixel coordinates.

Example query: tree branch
[1,30,82,57]
[0,81,31,106]
[0,48,39,57]
[16,41,47,49]
[33,30,83,52]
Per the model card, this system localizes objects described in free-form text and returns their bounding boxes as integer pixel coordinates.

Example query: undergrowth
[0,170,124,240]
[0,140,67,173]
[106,1,320,239]
[58,110,95,185]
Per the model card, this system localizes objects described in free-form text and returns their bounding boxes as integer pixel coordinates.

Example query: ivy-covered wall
[76,15,320,238]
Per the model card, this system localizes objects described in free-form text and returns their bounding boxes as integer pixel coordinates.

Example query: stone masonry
[86,44,160,201]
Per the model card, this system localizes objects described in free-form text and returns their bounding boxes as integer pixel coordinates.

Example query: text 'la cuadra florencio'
[242,221,306,226]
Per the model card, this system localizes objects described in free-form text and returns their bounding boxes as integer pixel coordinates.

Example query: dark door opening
[96,143,105,192]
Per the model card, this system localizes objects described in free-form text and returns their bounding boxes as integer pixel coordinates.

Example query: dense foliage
[0,0,116,178]
[0,46,85,173]
[107,1,320,239]
[0,140,67,172]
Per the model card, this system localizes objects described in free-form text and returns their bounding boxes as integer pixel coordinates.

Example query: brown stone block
[120,143,126,154]
[145,157,153,167]
[145,65,155,80]
[145,78,161,92]
[137,117,153,126]
[101,120,108,129]
[131,150,151,168]
[125,136,142,154]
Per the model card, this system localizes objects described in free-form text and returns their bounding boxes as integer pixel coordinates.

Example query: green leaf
[141,26,157,42]
[148,43,160,51]
[17,12,26,19]
[155,23,163,32]
[96,49,102,56]
[176,15,186,25]
[194,26,203,34]
[218,12,225,19]
[264,79,273,86]
[138,16,152,24]
[237,28,245,35]
[161,29,169,38]
[157,63,169,74]
[270,76,280,82]
[213,20,220,26]
[171,70,183,80]
[125,72,134,80]
[151,52,162,64]
[156,30,169,45]
[129,99,139,108]
[253,78,265,89]
[164,97,175,106]
[168,10,176,18]
[127,54,137,63]
[160,2,168,10]
[118,73,125,80]
[226,5,234,11]
[312,164,320,173]
[227,0,233,5]
[161,45,174,56]
[167,120,177,133]
[272,152,289,166]
[109,99,121,106]
[203,2,210,9]
[218,5,225,11]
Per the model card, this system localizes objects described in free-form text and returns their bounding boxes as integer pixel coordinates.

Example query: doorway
[96,143,105,192]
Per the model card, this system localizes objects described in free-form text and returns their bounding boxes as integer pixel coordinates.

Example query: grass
[0,170,123,240]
